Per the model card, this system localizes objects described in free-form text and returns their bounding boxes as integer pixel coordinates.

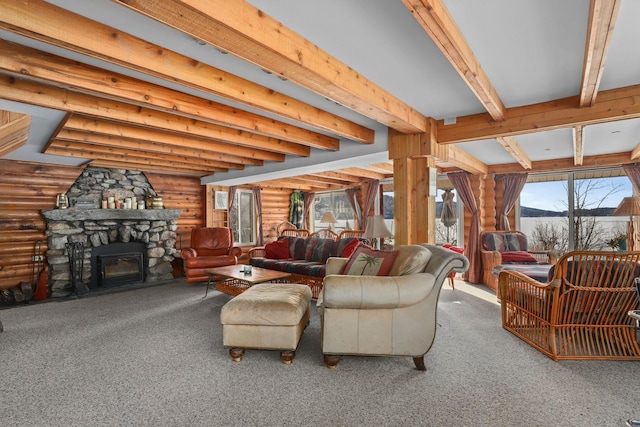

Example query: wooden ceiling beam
[338,168,387,181]
[573,125,584,165]
[495,136,532,169]
[0,40,337,150]
[437,84,640,143]
[580,0,621,107]
[45,145,224,173]
[115,0,427,135]
[251,179,326,191]
[309,171,362,184]
[56,129,263,167]
[0,76,308,158]
[402,0,505,120]
[63,114,287,162]
[367,163,394,174]
[0,113,30,157]
[49,139,243,170]
[291,174,350,186]
[446,146,488,174]
[0,0,373,143]
[85,159,206,176]
[488,152,635,175]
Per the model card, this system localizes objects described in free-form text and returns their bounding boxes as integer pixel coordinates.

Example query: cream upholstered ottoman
[220,283,312,364]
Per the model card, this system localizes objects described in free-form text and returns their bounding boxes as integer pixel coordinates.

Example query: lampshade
[320,211,337,224]
[613,196,640,217]
[363,215,393,239]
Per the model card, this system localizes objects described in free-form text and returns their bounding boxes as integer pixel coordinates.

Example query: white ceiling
[3,0,640,181]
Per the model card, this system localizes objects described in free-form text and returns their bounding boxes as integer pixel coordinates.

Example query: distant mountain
[388,198,616,219]
[520,206,616,217]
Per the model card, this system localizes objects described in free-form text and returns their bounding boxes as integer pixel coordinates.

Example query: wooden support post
[389,121,438,245]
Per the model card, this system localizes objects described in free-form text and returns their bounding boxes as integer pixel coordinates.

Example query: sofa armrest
[229,246,243,258]
[181,248,198,259]
[322,273,436,309]
[326,257,348,275]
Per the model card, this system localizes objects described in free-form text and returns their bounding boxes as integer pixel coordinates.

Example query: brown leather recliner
[181,227,243,283]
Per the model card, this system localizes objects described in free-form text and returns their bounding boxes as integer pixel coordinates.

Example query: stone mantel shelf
[41,209,182,221]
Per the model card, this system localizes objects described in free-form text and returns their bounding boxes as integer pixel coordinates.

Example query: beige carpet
[1,279,638,426]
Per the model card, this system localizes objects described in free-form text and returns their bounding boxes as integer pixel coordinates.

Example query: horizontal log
[0,198,61,209]
[0,211,44,221]
[0,231,47,243]
[0,242,43,254]
[0,255,40,267]
[0,183,66,198]
[0,159,81,178]
[0,174,76,187]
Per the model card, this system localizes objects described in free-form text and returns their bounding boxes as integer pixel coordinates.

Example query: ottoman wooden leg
[280,350,295,365]
[323,355,340,369]
[229,347,245,362]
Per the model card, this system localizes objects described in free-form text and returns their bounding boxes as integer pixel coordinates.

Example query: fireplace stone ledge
[42,209,182,222]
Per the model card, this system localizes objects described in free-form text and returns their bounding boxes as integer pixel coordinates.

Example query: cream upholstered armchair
[318,244,469,370]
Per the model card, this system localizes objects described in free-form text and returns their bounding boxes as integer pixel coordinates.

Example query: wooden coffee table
[204,265,291,297]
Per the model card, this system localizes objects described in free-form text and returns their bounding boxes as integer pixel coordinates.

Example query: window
[313,191,355,231]
[229,190,255,245]
[519,169,631,255]
[436,188,458,245]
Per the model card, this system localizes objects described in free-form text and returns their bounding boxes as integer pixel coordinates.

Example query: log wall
[0,159,205,298]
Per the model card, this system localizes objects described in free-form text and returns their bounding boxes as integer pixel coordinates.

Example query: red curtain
[497,173,528,231]
[623,163,640,192]
[448,171,481,283]
[252,187,263,246]
[344,187,361,229]
[361,179,379,231]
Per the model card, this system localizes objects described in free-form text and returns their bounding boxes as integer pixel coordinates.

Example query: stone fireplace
[41,168,182,297]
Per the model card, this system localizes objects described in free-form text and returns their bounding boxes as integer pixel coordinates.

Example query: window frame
[229,189,256,246]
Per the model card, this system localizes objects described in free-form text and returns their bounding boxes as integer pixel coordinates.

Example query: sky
[519,176,632,211]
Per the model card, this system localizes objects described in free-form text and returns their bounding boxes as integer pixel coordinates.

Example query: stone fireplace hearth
[42,208,182,297]
[41,168,182,297]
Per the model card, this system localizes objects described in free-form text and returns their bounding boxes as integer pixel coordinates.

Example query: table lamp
[363,215,393,249]
[320,211,338,230]
[613,196,640,251]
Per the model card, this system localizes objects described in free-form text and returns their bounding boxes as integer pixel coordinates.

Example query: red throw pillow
[341,245,399,276]
[445,245,464,254]
[340,238,362,258]
[501,251,537,263]
[265,239,290,259]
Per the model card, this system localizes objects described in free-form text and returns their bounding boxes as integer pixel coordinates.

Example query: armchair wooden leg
[413,356,426,371]
[280,350,295,365]
[229,347,245,362]
[323,355,340,369]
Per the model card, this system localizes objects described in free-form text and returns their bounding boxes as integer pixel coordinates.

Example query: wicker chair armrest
[481,250,502,268]
[247,246,266,259]
[529,250,558,265]
[499,270,560,319]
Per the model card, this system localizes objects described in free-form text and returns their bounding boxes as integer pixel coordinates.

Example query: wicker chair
[310,228,338,241]
[480,230,557,291]
[280,228,310,238]
[276,220,297,236]
[338,229,365,239]
[499,250,640,360]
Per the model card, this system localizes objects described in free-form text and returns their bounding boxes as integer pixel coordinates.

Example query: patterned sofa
[479,230,557,292]
[247,236,365,299]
